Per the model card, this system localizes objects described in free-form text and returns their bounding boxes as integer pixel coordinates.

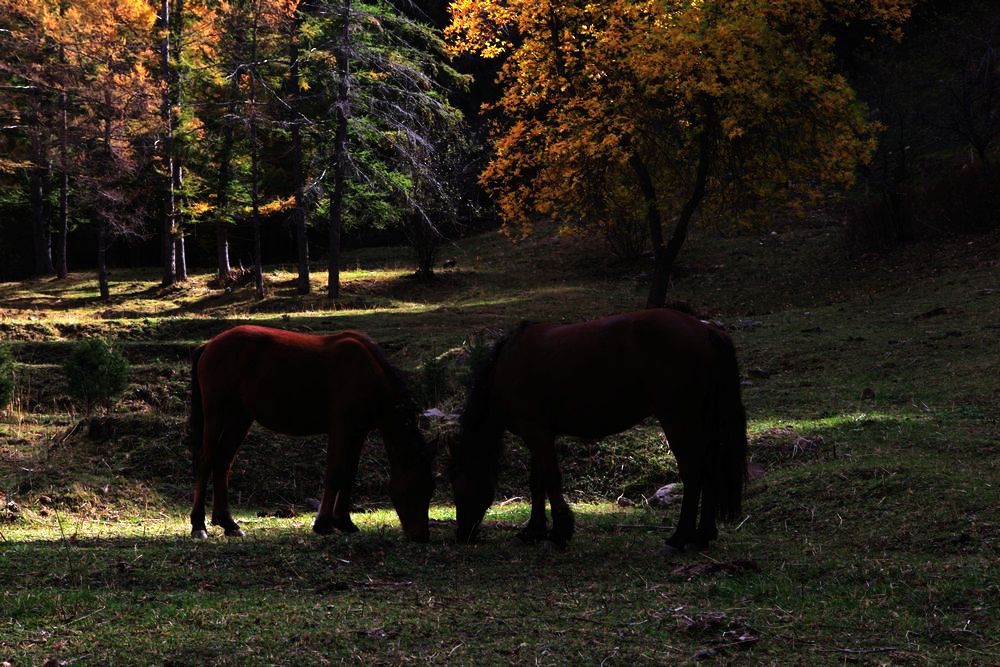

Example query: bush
[0,345,14,412]
[64,339,130,413]
[921,163,1000,235]
[417,354,452,408]
[461,329,501,388]
[846,162,1000,256]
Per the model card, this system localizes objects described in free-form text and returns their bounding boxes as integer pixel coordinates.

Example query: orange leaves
[449,0,913,239]
[253,196,297,218]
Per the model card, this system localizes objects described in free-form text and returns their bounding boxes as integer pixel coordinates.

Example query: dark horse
[451,309,747,550]
[189,325,434,541]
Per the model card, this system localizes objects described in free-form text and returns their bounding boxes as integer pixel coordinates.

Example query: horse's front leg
[517,446,549,543]
[314,429,365,535]
[210,415,253,537]
[528,432,574,549]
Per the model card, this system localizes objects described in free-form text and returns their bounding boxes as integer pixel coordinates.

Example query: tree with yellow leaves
[1,0,161,299]
[449,0,912,307]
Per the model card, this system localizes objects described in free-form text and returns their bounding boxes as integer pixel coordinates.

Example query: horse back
[494,310,723,437]
[197,325,385,436]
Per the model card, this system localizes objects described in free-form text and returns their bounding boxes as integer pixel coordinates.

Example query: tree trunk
[250,15,265,299]
[159,0,177,286]
[175,233,187,280]
[97,220,110,301]
[212,14,243,281]
[636,128,712,309]
[30,140,53,276]
[99,118,113,301]
[411,214,437,281]
[172,0,188,280]
[54,20,69,280]
[289,11,310,294]
[29,100,54,276]
[215,219,231,279]
[214,91,238,279]
[251,117,264,299]
[327,0,351,300]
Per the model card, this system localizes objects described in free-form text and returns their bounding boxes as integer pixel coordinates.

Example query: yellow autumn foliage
[448,0,911,238]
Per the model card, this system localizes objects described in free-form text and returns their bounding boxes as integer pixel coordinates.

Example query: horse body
[452,309,747,551]
[494,314,713,440]
[190,325,433,541]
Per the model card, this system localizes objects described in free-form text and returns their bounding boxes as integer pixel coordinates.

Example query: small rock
[0,499,20,523]
[647,483,683,507]
[305,497,321,511]
[737,319,763,332]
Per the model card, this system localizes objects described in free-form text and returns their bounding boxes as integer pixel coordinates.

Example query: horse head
[387,429,436,542]
[450,428,498,543]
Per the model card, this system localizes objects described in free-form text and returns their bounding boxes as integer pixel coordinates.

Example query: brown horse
[189,325,434,541]
[450,309,747,550]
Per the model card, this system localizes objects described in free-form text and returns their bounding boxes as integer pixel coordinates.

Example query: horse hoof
[456,525,480,544]
[313,517,335,535]
[332,517,359,534]
[191,528,209,539]
[548,537,570,551]
[656,542,684,557]
[224,527,244,538]
[516,526,548,544]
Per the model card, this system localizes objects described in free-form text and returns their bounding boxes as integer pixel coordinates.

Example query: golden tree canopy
[448,0,912,238]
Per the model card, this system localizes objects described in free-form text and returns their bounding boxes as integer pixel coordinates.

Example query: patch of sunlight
[749,411,927,435]
[482,500,633,523]
[340,268,411,283]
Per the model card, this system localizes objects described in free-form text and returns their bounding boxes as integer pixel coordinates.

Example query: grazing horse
[189,325,434,541]
[450,309,747,551]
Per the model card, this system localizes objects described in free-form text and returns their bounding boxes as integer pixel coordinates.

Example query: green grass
[1,225,999,664]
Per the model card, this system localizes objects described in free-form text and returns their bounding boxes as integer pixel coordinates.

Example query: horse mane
[454,321,535,476]
[362,338,432,463]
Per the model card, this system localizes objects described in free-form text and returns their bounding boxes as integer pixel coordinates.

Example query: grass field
[1,224,998,664]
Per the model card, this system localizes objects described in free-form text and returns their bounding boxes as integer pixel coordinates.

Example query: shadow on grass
[0,506,679,594]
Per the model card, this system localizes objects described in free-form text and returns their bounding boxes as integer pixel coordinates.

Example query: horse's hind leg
[659,419,704,552]
[696,479,719,547]
[517,447,550,543]
[314,429,365,535]
[210,412,253,537]
[190,417,219,538]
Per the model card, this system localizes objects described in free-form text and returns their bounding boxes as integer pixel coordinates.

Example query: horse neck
[375,375,424,464]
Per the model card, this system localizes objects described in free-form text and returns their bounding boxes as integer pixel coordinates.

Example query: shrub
[920,163,1000,235]
[417,354,452,408]
[0,345,14,412]
[64,338,130,413]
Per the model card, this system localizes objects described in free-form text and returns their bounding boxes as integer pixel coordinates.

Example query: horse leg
[659,420,704,552]
[517,447,550,543]
[210,412,252,537]
[314,429,365,535]
[190,414,223,539]
[696,479,719,547]
[531,434,574,549]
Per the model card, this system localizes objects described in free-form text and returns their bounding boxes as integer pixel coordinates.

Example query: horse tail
[707,329,748,522]
[189,343,206,476]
